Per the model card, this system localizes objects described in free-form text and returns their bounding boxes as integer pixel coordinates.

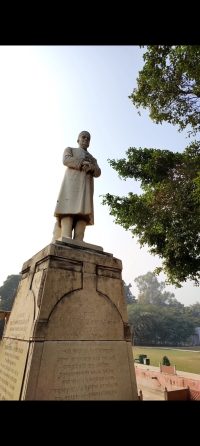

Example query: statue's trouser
[51,218,61,243]
[74,219,86,241]
[51,217,86,242]
[61,216,73,238]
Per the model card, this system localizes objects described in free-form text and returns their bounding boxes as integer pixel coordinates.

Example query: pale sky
[0,45,199,306]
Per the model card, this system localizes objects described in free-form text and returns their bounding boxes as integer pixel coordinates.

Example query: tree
[123,282,136,305]
[187,302,200,319]
[162,306,196,345]
[127,303,196,346]
[0,275,21,311]
[184,302,200,328]
[127,272,197,346]
[101,141,200,287]
[134,271,177,307]
[162,356,171,366]
[0,274,21,340]
[102,46,200,287]
[129,46,200,136]
[127,304,159,345]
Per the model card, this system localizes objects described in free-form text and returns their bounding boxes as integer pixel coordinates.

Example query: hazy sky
[0,45,199,306]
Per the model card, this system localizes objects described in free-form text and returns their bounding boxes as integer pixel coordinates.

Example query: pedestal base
[0,242,138,400]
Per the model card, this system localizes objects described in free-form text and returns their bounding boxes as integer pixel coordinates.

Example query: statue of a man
[51,131,101,243]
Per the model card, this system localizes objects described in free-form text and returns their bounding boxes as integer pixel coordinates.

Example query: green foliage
[102,46,200,287]
[129,45,200,136]
[127,272,198,346]
[0,274,21,340]
[134,271,177,307]
[162,355,171,366]
[0,275,21,311]
[128,303,197,346]
[186,302,200,319]
[123,281,137,305]
[128,304,160,344]
[101,141,200,287]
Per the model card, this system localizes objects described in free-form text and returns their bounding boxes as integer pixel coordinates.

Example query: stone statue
[51,131,101,243]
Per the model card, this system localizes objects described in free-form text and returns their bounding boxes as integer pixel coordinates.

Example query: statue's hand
[87,164,94,172]
[82,162,94,172]
[82,163,90,172]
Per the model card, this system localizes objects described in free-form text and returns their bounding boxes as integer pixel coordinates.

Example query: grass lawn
[133,346,200,375]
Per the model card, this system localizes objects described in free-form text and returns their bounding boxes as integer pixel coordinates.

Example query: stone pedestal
[0,241,138,400]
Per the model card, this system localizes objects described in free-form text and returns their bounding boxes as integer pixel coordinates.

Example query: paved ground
[135,364,200,401]
[136,363,200,381]
[138,385,165,400]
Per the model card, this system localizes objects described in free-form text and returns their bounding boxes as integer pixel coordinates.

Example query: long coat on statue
[54,147,101,226]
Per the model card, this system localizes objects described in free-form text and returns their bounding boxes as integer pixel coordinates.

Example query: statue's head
[77,131,91,150]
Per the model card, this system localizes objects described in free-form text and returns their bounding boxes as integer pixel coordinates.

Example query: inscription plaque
[34,341,134,400]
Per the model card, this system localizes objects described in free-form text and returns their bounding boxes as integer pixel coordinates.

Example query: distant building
[191,327,200,346]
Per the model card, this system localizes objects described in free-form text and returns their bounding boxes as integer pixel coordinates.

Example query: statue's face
[78,132,90,149]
